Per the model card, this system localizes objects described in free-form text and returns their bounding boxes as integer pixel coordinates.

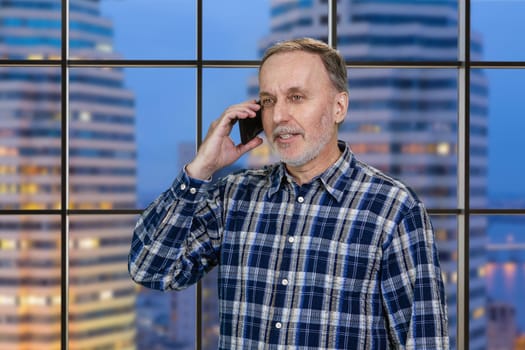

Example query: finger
[225,102,261,120]
[236,136,263,154]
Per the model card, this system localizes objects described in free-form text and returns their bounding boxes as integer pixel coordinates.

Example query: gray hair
[260,37,348,94]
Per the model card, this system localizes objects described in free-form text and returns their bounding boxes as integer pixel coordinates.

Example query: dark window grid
[0,1,523,349]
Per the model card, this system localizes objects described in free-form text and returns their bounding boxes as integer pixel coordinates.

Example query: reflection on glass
[0,67,61,210]
[482,215,525,349]
[0,216,61,349]
[471,69,525,209]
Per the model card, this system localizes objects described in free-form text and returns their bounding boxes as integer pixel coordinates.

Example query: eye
[290,94,303,102]
[260,97,275,107]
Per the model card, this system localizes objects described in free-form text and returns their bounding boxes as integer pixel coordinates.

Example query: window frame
[1,1,524,349]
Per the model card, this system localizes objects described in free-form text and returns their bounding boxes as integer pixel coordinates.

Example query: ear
[333,91,349,124]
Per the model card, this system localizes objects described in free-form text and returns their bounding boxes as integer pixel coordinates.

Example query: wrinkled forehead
[259,51,331,92]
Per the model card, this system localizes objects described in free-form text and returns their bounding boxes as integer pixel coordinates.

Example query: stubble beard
[272,114,334,167]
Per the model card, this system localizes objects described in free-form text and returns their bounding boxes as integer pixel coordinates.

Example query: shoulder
[351,156,422,210]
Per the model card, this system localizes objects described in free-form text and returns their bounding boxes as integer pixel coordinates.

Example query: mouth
[277,133,295,140]
[273,127,303,143]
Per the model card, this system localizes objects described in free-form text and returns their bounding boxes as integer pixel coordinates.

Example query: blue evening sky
[99,0,525,205]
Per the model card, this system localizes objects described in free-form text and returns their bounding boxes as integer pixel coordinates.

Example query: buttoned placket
[271,179,312,339]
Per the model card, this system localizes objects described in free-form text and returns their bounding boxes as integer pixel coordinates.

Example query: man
[129,38,449,349]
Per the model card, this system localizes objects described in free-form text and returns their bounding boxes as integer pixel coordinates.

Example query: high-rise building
[487,302,517,350]
[0,1,137,349]
[246,1,490,349]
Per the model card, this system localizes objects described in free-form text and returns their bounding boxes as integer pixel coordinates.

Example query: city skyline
[0,1,138,348]
[98,0,525,206]
[1,1,524,349]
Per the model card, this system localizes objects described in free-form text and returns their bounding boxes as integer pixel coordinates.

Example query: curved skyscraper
[0,1,136,349]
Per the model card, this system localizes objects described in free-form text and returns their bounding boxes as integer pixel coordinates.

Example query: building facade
[0,0,137,349]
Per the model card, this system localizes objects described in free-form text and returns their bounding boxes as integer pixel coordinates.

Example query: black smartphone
[238,102,263,144]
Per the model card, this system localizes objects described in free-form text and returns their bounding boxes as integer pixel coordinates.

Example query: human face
[259,51,347,171]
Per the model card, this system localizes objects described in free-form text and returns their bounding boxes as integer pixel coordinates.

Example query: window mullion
[60,1,70,350]
[196,1,203,350]
[457,1,471,350]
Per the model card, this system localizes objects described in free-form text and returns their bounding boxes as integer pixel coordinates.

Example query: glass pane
[432,215,458,350]
[264,0,330,55]
[131,68,196,208]
[69,214,196,350]
[472,0,525,62]
[344,68,458,209]
[68,67,135,210]
[479,215,525,349]
[0,1,61,60]
[69,68,196,210]
[0,215,61,349]
[337,1,458,62]
[471,69,525,209]
[136,286,196,349]
[0,67,62,210]
[71,0,195,60]
[470,215,489,349]
[469,68,489,209]
[203,0,270,60]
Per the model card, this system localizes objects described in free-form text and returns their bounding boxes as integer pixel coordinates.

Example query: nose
[271,100,290,125]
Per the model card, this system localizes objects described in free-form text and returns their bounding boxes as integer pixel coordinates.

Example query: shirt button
[281,279,288,286]
[275,322,282,329]
[297,196,304,203]
[180,184,187,190]
[189,187,197,194]
[288,236,295,243]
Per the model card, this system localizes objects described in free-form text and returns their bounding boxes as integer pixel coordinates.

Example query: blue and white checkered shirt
[129,141,448,349]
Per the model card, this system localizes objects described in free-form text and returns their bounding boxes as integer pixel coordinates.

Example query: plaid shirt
[129,141,449,349]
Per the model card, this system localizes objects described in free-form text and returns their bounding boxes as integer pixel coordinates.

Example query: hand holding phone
[238,102,264,144]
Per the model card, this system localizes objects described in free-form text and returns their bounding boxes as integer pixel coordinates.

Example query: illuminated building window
[473,307,485,320]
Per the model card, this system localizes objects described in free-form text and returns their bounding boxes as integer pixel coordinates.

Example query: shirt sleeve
[381,202,449,349]
[128,168,223,291]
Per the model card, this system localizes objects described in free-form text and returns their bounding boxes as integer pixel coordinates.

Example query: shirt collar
[267,141,355,203]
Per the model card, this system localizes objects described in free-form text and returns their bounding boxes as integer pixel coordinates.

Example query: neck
[286,141,342,185]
